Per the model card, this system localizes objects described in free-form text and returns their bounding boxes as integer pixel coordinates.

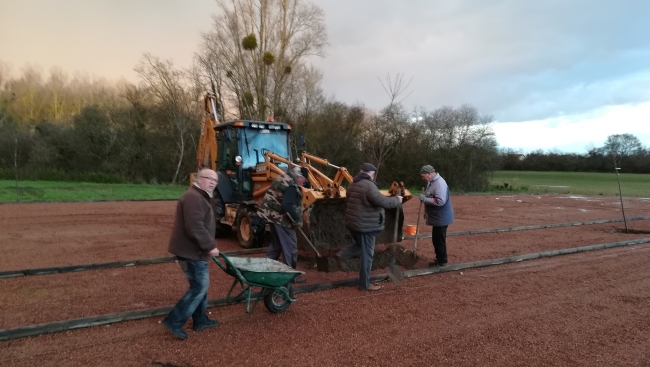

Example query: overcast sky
[2,0,649,153]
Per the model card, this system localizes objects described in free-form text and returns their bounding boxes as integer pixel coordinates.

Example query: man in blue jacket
[419,165,454,267]
[339,163,402,291]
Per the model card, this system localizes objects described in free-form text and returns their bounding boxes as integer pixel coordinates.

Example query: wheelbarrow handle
[212,255,226,271]
[212,253,247,283]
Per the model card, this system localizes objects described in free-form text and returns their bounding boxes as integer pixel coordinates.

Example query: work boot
[162,317,188,340]
[192,318,219,331]
[364,285,381,291]
[428,260,447,267]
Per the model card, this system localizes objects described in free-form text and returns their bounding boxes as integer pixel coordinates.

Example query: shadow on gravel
[152,362,194,367]
[613,228,650,234]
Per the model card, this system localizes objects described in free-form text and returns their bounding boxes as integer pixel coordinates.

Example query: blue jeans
[339,231,376,290]
[165,259,211,329]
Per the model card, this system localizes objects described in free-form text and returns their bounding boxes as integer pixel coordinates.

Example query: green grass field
[490,171,650,197]
[0,180,187,203]
[1,171,648,203]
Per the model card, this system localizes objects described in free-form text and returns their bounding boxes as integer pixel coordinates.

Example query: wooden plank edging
[1,237,648,341]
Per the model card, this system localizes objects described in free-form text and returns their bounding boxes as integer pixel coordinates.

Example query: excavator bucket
[376,206,405,245]
[298,189,409,253]
[301,198,350,251]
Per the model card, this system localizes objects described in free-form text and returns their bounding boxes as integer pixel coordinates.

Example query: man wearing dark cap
[338,163,403,291]
[419,165,454,267]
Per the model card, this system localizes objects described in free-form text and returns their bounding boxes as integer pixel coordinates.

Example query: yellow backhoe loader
[193,94,412,250]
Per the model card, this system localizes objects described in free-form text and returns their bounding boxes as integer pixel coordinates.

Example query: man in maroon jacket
[162,168,220,340]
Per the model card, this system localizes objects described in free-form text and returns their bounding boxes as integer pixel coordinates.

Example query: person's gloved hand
[291,221,302,229]
[419,194,426,202]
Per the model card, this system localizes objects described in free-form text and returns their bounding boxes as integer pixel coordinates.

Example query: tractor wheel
[235,207,266,248]
[236,209,257,248]
[215,221,232,238]
[212,192,232,238]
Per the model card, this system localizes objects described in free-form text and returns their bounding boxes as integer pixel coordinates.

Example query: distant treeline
[0,65,499,191]
[498,135,650,174]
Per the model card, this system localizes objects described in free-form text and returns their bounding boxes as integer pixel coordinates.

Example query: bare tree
[378,73,413,107]
[135,54,201,183]
[200,0,328,120]
[45,67,69,123]
[0,61,10,93]
[601,133,643,169]
[415,104,497,189]
[8,65,47,126]
[361,73,412,175]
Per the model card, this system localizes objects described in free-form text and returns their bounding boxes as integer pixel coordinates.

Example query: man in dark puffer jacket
[338,163,402,291]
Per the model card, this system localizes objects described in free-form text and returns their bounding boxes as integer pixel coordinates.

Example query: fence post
[14,137,19,203]
[615,167,628,233]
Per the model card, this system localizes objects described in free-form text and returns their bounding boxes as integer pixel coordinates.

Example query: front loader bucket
[375,206,405,245]
[298,200,405,252]
[300,199,351,251]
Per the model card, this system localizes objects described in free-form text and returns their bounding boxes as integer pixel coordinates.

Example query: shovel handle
[413,187,425,254]
[392,204,401,244]
[296,226,322,258]
[285,213,321,258]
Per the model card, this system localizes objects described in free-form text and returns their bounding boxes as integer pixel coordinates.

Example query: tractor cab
[214,120,292,204]
[211,119,293,248]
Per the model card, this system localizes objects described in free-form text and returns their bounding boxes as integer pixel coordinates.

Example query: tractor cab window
[239,128,290,168]
[218,129,239,170]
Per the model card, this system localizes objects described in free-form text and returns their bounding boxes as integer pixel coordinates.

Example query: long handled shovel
[287,213,327,271]
[295,225,321,258]
[386,205,404,284]
[403,187,425,269]
[413,200,423,255]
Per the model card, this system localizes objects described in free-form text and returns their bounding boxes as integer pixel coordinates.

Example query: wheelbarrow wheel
[264,287,291,313]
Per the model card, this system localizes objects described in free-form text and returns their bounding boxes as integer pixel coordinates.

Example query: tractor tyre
[212,192,232,238]
[236,208,265,248]
[215,221,232,238]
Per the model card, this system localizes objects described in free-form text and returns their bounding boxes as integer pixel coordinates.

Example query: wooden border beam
[1,237,648,341]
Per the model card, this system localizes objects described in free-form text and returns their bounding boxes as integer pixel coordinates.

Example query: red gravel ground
[1,194,650,366]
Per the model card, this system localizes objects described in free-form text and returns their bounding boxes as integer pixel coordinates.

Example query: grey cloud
[313,0,650,121]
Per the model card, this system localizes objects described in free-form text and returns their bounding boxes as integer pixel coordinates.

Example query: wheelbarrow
[212,253,305,314]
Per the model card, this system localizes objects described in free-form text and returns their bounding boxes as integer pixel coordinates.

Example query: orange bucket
[405,225,417,236]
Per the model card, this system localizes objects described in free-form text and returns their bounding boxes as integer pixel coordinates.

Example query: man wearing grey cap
[419,165,454,267]
[339,163,403,291]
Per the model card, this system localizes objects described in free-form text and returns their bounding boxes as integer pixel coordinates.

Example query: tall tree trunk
[172,131,184,184]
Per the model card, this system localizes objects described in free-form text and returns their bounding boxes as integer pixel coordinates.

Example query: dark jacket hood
[353,172,375,184]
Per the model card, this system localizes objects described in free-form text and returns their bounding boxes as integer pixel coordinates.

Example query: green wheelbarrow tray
[212,253,305,314]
